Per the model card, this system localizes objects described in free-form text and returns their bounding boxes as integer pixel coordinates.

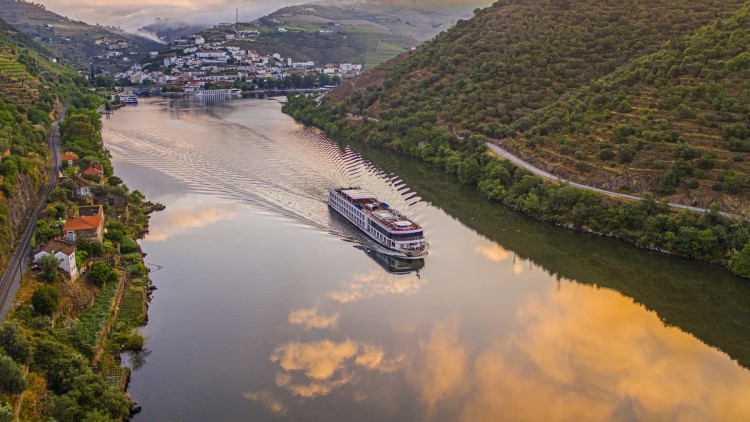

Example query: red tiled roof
[83,166,104,175]
[63,215,102,232]
[62,152,78,160]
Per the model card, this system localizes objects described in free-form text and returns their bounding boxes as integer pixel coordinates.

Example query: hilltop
[321,0,750,211]
[0,0,161,72]
[197,1,482,69]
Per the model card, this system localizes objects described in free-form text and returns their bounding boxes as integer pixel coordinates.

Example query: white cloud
[38,0,292,31]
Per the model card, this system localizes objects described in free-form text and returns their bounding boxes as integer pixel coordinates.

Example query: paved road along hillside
[486,142,735,217]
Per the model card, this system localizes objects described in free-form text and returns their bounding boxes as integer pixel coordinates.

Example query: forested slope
[326,0,749,209]
[0,17,84,266]
[284,1,750,275]
[515,4,750,212]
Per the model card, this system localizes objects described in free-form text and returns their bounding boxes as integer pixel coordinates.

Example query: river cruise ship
[121,93,138,104]
[329,187,428,258]
[192,88,242,97]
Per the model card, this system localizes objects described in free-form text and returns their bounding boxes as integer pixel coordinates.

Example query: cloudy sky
[38,0,295,30]
[37,0,482,31]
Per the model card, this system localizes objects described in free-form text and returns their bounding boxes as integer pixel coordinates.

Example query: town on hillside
[109,32,361,92]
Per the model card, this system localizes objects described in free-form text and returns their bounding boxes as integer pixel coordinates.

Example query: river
[103,97,750,421]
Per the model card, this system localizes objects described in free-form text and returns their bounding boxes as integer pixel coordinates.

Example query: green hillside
[0,0,161,72]
[515,4,750,212]
[0,16,140,420]
[0,16,88,265]
[284,0,750,275]
[323,0,748,206]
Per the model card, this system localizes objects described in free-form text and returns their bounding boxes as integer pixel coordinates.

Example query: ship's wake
[103,98,427,252]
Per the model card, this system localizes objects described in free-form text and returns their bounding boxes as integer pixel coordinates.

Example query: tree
[0,355,26,393]
[45,393,81,422]
[731,241,750,278]
[76,239,103,258]
[107,176,123,186]
[0,321,32,365]
[32,284,61,316]
[88,261,118,288]
[39,253,61,283]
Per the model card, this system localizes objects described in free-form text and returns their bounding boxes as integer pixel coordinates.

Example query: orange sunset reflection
[407,281,750,420]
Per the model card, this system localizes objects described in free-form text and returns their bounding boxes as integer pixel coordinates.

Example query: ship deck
[336,188,421,232]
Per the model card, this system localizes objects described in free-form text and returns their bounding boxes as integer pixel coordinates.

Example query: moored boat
[121,93,138,104]
[192,88,242,97]
[328,187,428,258]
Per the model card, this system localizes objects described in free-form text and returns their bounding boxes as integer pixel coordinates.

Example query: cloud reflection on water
[145,204,238,242]
[410,282,750,421]
[328,269,424,303]
[260,278,750,420]
[474,243,510,262]
[268,339,401,398]
[288,307,340,330]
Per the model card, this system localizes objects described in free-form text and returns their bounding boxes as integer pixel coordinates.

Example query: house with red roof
[82,164,104,182]
[63,214,104,242]
[61,152,78,167]
[83,166,104,176]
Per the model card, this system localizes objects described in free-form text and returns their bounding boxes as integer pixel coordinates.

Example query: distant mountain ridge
[195,1,484,69]
[0,0,161,71]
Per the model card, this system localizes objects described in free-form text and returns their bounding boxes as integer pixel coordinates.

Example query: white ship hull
[328,187,428,259]
[192,89,242,97]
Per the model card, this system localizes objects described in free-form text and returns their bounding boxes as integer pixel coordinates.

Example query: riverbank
[0,97,162,420]
[283,94,750,279]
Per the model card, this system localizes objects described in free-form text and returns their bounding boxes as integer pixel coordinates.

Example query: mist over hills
[189,1,485,69]
[0,0,162,71]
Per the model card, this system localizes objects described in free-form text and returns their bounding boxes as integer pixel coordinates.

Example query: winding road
[486,142,736,217]
[0,112,63,319]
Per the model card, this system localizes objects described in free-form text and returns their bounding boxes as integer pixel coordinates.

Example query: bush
[31,285,60,316]
[0,354,26,393]
[88,261,118,288]
[598,148,615,160]
[0,403,13,422]
[732,241,750,278]
[0,321,32,365]
[32,337,88,394]
[119,333,144,351]
[38,253,61,283]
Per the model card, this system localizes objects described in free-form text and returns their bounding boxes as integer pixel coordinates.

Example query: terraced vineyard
[516,4,750,211]
[0,52,39,106]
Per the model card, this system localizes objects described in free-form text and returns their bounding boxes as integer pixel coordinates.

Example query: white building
[34,239,78,281]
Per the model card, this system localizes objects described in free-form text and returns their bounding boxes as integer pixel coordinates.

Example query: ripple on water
[104,99,428,251]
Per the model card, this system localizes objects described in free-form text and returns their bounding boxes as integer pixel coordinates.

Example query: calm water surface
[103,98,750,421]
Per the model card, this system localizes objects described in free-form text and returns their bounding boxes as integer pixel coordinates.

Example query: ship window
[390,231,423,240]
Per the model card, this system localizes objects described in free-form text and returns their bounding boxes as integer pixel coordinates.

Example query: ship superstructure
[328,187,428,258]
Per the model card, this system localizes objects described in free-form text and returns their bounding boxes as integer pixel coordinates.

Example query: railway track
[0,111,63,319]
